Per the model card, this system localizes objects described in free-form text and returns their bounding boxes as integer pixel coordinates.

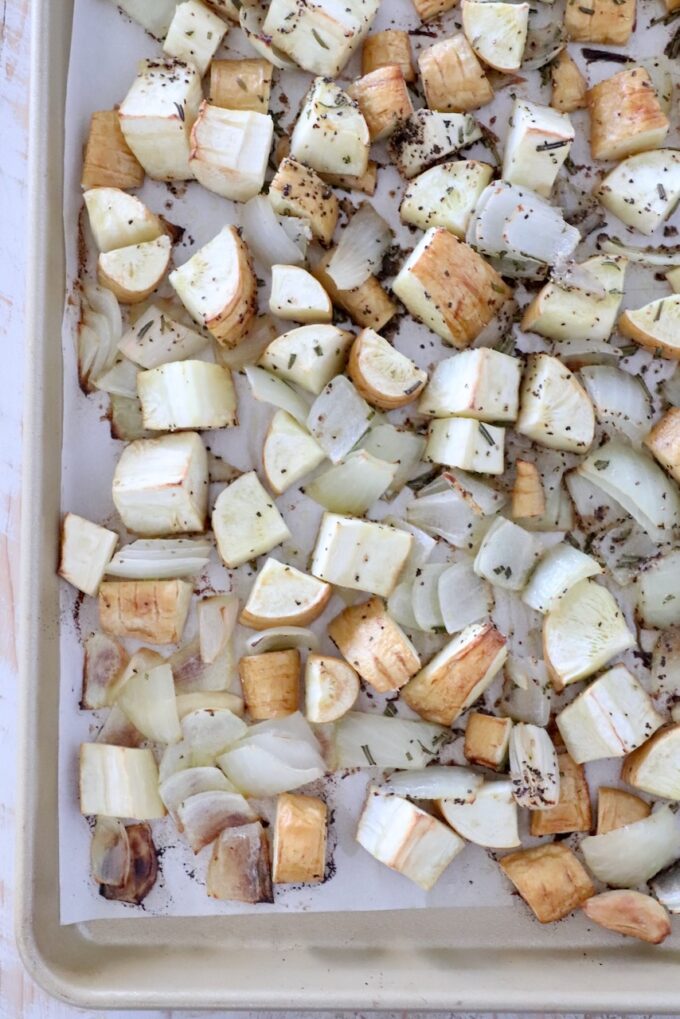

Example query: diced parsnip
[240,558,331,630]
[269,158,339,246]
[583,890,671,945]
[273,793,327,884]
[212,471,290,569]
[348,328,426,410]
[209,58,272,113]
[262,410,326,496]
[313,250,397,331]
[530,745,591,835]
[389,110,482,179]
[328,596,420,693]
[263,0,380,77]
[207,822,273,903]
[112,431,208,536]
[84,188,163,253]
[347,66,413,141]
[356,786,464,890]
[550,51,588,113]
[321,162,378,196]
[413,0,458,19]
[543,579,635,690]
[118,305,207,369]
[188,103,273,201]
[597,786,651,835]
[464,712,512,770]
[290,78,370,177]
[393,229,512,348]
[269,266,332,324]
[517,353,594,453]
[500,843,595,923]
[239,649,301,720]
[59,513,117,596]
[117,662,182,744]
[137,361,236,431]
[439,780,520,849]
[598,151,680,237]
[163,0,228,76]
[400,160,494,238]
[112,0,177,36]
[362,30,415,81]
[521,255,626,343]
[311,514,413,598]
[260,325,354,396]
[622,724,680,800]
[82,110,145,190]
[556,665,663,764]
[644,408,680,483]
[565,0,635,44]
[419,349,520,423]
[82,633,129,710]
[99,579,193,644]
[170,225,257,348]
[637,551,680,629]
[80,744,166,819]
[402,622,507,725]
[502,99,574,198]
[618,294,680,359]
[461,1,530,73]
[474,517,541,592]
[306,375,374,463]
[511,461,545,519]
[426,418,505,475]
[118,59,203,181]
[419,34,493,113]
[587,68,669,162]
[97,235,171,305]
[305,655,360,723]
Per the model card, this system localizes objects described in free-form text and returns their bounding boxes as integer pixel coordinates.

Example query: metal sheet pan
[15,0,680,1009]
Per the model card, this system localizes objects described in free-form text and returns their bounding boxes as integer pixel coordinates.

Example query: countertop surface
[0,1,676,1017]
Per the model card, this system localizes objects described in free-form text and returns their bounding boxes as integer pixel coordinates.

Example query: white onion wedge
[333,711,448,769]
[117,662,181,745]
[581,807,680,889]
[159,766,235,826]
[94,356,140,398]
[522,543,602,614]
[305,450,396,515]
[411,563,447,632]
[169,640,234,694]
[579,367,653,447]
[307,376,374,464]
[78,282,123,391]
[181,708,248,760]
[177,790,257,853]
[244,627,319,655]
[439,780,520,848]
[500,657,551,727]
[326,203,392,291]
[91,817,130,887]
[438,559,492,634]
[474,518,541,592]
[637,552,680,629]
[175,692,244,719]
[244,365,312,426]
[198,594,239,665]
[105,538,211,579]
[383,765,482,802]
[362,424,426,493]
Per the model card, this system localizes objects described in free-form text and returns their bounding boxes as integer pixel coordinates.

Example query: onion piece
[96,705,144,748]
[651,629,680,709]
[239,1,298,69]
[177,790,257,853]
[509,722,559,810]
[500,657,551,726]
[522,21,566,70]
[581,807,680,888]
[558,338,622,369]
[362,424,426,494]
[326,203,392,291]
[307,376,374,464]
[181,708,248,760]
[637,551,680,628]
[216,315,277,372]
[382,765,483,802]
[305,450,396,515]
[244,365,312,426]
[474,517,542,593]
[91,816,130,888]
[598,236,680,267]
[159,766,236,826]
[100,822,158,905]
[94,356,140,398]
[241,195,309,268]
[579,366,653,447]
[406,470,502,546]
[438,559,492,634]
[105,538,211,579]
[332,711,448,769]
[78,282,123,391]
[82,632,129,710]
[522,542,602,614]
[387,581,421,630]
[198,594,239,665]
[439,780,520,848]
[651,863,680,914]
[412,563,448,631]
[117,662,181,745]
[217,743,324,796]
[577,441,680,542]
[244,626,319,654]
[175,691,244,719]
[169,640,234,694]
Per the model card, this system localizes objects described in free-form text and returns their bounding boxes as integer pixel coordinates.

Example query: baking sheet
[59,0,678,924]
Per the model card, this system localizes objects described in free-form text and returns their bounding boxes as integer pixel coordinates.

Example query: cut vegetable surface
[389,110,481,179]
[240,558,331,630]
[260,325,354,396]
[461,1,529,73]
[212,472,291,569]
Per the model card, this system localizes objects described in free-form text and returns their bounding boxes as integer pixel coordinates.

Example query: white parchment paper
[59,0,678,923]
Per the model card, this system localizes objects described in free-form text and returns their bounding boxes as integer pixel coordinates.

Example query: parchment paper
[59,0,678,923]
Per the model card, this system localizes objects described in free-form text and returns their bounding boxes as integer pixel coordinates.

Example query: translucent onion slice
[94,356,140,398]
[239,1,298,69]
[307,376,374,464]
[82,632,129,709]
[117,662,181,745]
[412,563,448,631]
[245,365,312,426]
[177,790,257,853]
[387,581,421,630]
[651,863,680,914]
[577,441,680,542]
[198,594,239,665]
[241,195,308,268]
[181,708,248,760]
[439,780,520,848]
[91,816,130,887]
[599,236,680,267]
[581,807,680,888]
[637,551,680,628]
[438,559,492,634]
[159,766,236,826]
[244,626,319,654]
[169,640,234,694]
[96,705,144,748]
[522,542,602,614]
[326,203,393,290]
[382,765,483,801]
[491,588,542,659]
[333,711,448,769]
[100,822,158,904]
[383,517,437,582]
[217,743,325,796]
[362,424,427,493]
[105,538,212,579]
[175,691,244,719]
[509,723,559,810]
[579,366,653,447]
[500,657,551,726]
[305,450,396,515]
[78,282,122,391]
